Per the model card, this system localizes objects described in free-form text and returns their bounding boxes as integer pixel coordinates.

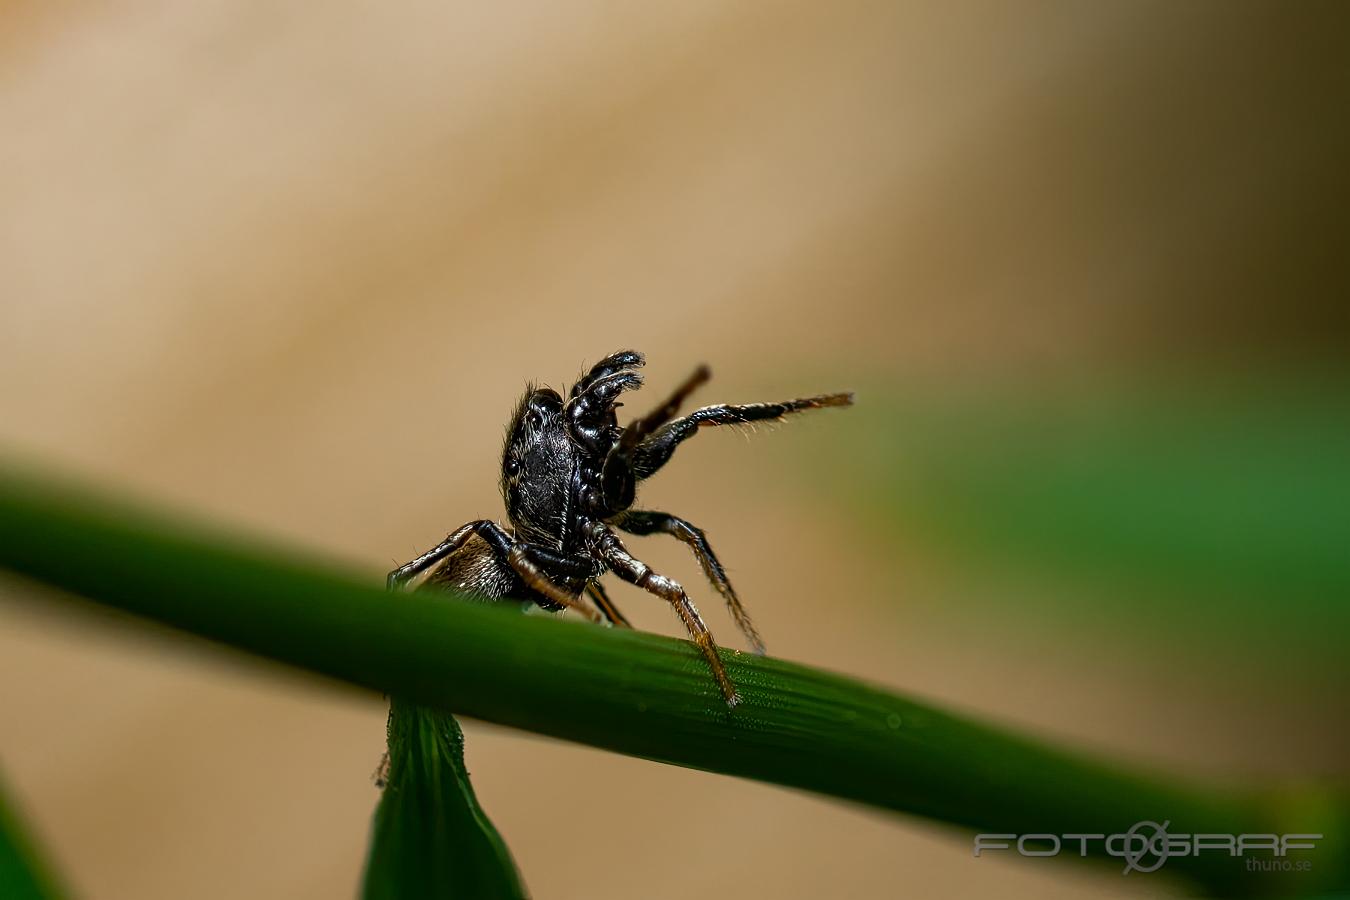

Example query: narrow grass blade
[0,464,1345,897]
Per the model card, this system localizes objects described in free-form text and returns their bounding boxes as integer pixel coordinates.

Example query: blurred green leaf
[0,774,65,900]
[0,463,1346,897]
[828,375,1350,659]
[363,700,526,900]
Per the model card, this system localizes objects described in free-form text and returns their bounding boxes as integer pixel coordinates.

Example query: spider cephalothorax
[389,350,852,706]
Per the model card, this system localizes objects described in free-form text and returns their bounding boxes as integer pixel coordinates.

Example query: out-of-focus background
[2,2,1347,898]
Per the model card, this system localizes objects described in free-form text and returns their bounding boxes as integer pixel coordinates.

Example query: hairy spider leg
[506,546,603,622]
[387,519,601,621]
[619,365,711,450]
[387,519,509,589]
[615,510,764,655]
[585,580,632,628]
[631,393,854,480]
[586,522,740,706]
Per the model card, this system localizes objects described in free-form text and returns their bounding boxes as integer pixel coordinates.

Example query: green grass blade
[0,773,66,900]
[0,464,1344,897]
[363,700,527,900]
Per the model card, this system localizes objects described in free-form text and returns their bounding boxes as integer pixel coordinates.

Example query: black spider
[387,350,852,706]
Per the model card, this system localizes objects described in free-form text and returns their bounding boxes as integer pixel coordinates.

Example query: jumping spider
[387,350,852,706]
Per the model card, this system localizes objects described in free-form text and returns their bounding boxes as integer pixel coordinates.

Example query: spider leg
[387,520,515,589]
[600,365,711,512]
[585,580,631,628]
[389,521,601,622]
[615,510,764,655]
[618,365,710,447]
[507,545,603,623]
[585,521,739,706]
[631,393,853,480]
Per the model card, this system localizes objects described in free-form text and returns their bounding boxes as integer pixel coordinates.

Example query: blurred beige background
[1,2,1346,898]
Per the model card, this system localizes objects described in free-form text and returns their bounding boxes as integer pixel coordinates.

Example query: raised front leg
[631,393,853,480]
[585,521,739,706]
[615,510,764,654]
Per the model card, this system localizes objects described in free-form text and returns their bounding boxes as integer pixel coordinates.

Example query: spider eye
[527,410,543,429]
[504,457,520,477]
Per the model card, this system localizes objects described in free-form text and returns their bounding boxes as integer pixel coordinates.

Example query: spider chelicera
[387,350,852,706]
